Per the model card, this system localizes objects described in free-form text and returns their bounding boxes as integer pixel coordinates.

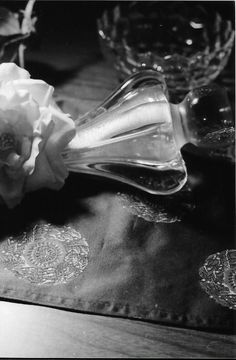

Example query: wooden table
[0,300,235,358]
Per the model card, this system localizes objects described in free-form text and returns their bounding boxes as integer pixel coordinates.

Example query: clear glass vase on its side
[63,70,234,195]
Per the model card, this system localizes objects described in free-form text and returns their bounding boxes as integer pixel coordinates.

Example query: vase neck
[170,103,188,150]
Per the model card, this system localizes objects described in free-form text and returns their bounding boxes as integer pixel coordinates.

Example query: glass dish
[97,2,235,102]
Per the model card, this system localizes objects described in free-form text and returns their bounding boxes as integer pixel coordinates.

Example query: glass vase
[63,69,234,195]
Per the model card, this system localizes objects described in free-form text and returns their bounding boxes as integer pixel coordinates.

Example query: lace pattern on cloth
[199,249,236,310]
[117,184,195,223]
[0,223,89,285]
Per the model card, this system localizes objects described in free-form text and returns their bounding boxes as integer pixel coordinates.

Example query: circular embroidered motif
[199,249,236,310]
[0,223,89,285]
[117,192,180,223]
[117,184,194,223]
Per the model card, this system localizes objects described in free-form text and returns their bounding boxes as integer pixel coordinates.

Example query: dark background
[2,1,234,71]
[1,1,235,106]
[2,1,235,47]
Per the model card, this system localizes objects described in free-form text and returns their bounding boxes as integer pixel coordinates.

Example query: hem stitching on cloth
[0,286,233,331]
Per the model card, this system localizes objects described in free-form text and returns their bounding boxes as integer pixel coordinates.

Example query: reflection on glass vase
[63,69,234,195]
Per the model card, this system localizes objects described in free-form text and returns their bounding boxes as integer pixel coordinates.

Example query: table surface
[0,300,235,358]
[0,2,235,358]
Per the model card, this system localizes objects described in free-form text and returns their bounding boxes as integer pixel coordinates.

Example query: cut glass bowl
[97,2,235,102]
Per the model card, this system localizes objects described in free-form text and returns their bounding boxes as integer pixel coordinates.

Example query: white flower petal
[11,79,54,107]
[49,105,75,137]
[0,63,30,82]
[23,110,55,175]
[0,81,31,109]
[44,106,75,181]
[20,136,31,161]
[34,107,54,135]
[0,64,76,208]
[23,135,42,175]
[2,108,34,139]
[26,151,63,192]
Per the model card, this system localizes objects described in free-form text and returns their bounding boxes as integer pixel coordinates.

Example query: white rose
[0,62,76,208]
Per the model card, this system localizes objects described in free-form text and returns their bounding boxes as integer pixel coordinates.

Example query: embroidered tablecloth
[0,33,235,333]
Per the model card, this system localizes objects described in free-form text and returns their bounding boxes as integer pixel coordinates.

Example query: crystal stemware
[97,2,235,102]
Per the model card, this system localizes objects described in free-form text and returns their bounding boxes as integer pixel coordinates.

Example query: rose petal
[49,104,75,136]
[22,108,52,173]
[20,136,32,162]
[11,79,54,107]
[18,99,41,130]
[1,107,34,139]
[0,8,21,36]
[33,107,54,136]
[0,82,31,109]
[0,63,77,208]
[22,135,42,175]
[0,63,30,82]
[25,150,64,192]
[45,106,76,182]
[25,107,75,192]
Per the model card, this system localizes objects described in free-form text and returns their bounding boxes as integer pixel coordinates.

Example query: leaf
[0,7,21,36]
[0,1,37,66]
[0,33,29,63]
